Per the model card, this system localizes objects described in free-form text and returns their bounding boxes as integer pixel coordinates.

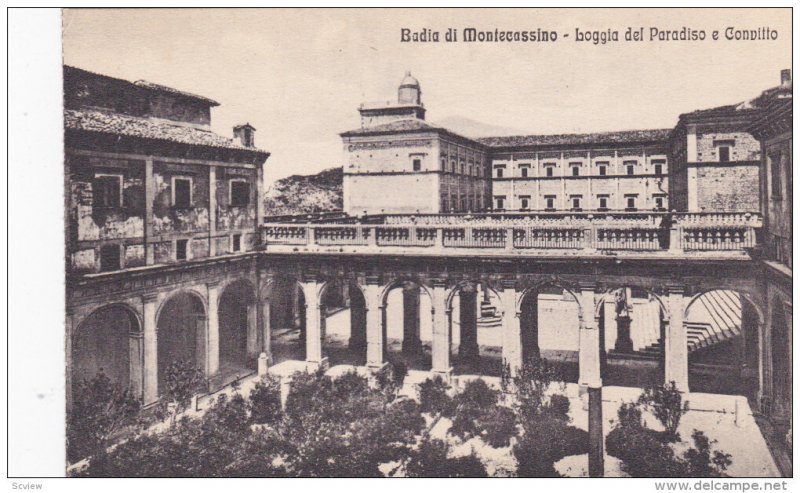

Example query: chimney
[780,69,791,87]
[233,123,256,148]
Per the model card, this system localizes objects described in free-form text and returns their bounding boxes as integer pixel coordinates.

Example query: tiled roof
[341,119,442,136]
[134,80,220,106]
[476,128,672,148]
[65,109,266,153]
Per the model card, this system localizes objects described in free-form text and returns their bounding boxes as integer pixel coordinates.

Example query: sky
[62,8,791,185]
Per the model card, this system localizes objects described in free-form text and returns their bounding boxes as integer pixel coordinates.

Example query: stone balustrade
[260,212,762,255]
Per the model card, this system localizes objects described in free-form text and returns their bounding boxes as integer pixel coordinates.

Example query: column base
[431,367,453,384]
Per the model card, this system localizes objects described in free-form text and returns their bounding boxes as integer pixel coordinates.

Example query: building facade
[750,96,792,455]
[65,66,269,405]
[484,130,669,212]
[669,70,792,212]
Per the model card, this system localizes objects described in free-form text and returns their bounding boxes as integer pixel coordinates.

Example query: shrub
[160,360,206,421]
[514,414,589,477]
[67,371,141,463]
[638,381,689,442]
[450,379,501,441]
[682,430,732,477]
[504,357,562,425]
[248,375,282,425]
[404,436,487,477]
[417,375,454,417]
[375,361,408,403]
[480,405,518,448]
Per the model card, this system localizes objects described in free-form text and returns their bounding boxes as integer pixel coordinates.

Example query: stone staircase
[612,290,742,360]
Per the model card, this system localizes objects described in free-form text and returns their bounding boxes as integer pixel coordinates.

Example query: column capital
[364,274,381,286]
[207,280,222,289]
[142,292,159,304]
[664,283,685,295]
[430,278,448,289]
[498,278,517,290]
[577,281,597,292]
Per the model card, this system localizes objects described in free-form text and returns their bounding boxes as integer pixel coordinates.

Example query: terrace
[259,211,763,259]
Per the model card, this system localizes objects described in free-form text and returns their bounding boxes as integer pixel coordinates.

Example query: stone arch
[156,290,208,394]
[317,277,368,366]
[379,277,433,371]
[261,275,306,364]
[71,303,142,396]
[684,288,764,396]
[517,280,583,383]
[218,278,257,374]
[446,280,505,376]
[594,286,668,388]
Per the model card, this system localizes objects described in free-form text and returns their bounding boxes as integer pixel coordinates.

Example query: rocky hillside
[264,167,343,215]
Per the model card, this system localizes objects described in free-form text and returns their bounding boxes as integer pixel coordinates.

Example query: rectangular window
[520,196,530,210]
[545,166,554,177]
[545,196,555,210]
[232,234,242,252]
[718,146,730,162]
[625,196,637,211]
[598,196,608,210]
[520,165,529,178]
[176,239,188,261]
[412,158,422,171]
[597,164,607,176]
[93,174,123,208]
[494,166,504,178]
[625,162,636,176]
[450,160,456,173]
[494,196,505,210]
[173,177,192,208]
[230,180,250,207]
[653,161,665,176]
[571,196,582,210]
[654,196,665,210]
[771,153,783,197]
[99,244,121,272]
[441,157,446,171]
[571,165,580,177]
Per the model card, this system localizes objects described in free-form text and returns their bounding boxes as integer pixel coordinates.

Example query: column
[209,166,217,256]
[588,386,604,477]
[500,283,522,375]
[256,162,265,228]
[144,157,155,265]
[65,309,75,410]
[364,278,384,369]
[578,284,601,388]
[349,289,367,351]
[246,301,258,360]
[302,280,325,367]
[402,285,422,354]
[128,328,144,400]
[458,285,479,360]
[207,282,220,376]
[431,280,451,379]
[142,293,159,405]
[261,298,272,363]
[664,286,688,391]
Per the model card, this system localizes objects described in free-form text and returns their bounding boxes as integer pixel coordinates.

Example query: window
[450,160,456,173]
[412,158,422,171]
[625,196,637,211]
[545,196,556,210]
[495,196,505,210]
[451,196,457,211]
[718,146,730,162]
[176,239,188,261]
[597,163,607,176]
[494,166,505,178]
[173,177,192,208]
[571,165,580,177]
[230,180,250,207]
[624,161,636,176]
[460,161,465,174]
[441,157,446,171]
[99,244,120,272]
[654,196,665,210]
[653,160,665,176]
[520,165,529,178]
[520,196,530,210]
[545,165,555,177]
[571,196,582,210]
[770,152,783,198]
[232,234,242,252]
[598,196,609,210]
[94,174,122,208]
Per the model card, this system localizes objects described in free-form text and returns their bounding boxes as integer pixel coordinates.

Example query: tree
[403,435,488,477]
[417,375,454,418]
[248,374,283,425]
[67,371,141,463]
[160,360,206,423]
[637,381,689,442]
